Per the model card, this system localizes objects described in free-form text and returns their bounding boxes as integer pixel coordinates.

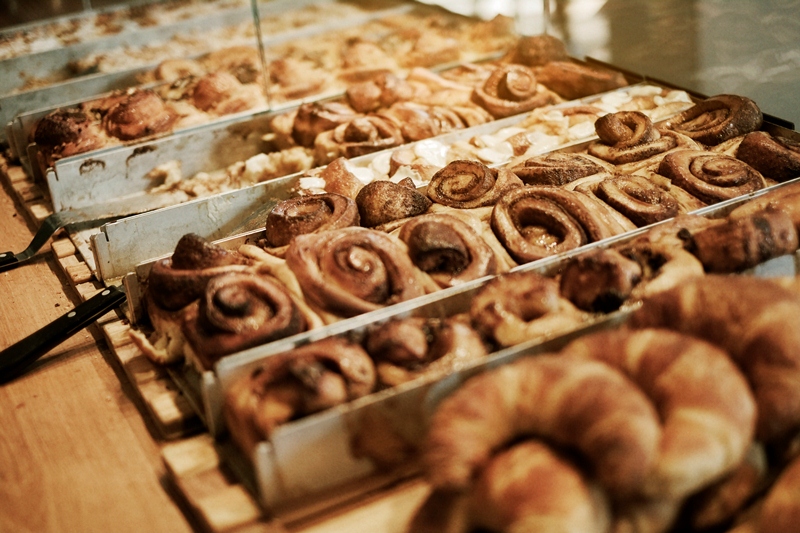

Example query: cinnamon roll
[470,270,585,348]
[315,157,363,199]
[589,174,681,227]
[224,336,376,456]
[364,317,488,387]
[285,227,435,319]
[509,152,611,186]
[490,186,617,263]
[153,58,205,82]
[472,64,558,119]
[182,271,309,369]
[191,71,242,112]
[262,193,359,251]
[134,234,252,365]
[533,60,628,101]
[559,248,643,313]
[314,115,404,164]
[345,72,421,113]
[291,101,360,148]
[588,111,689,169]
[355,180,431,228]
[427,160,523,209]
[684,210,799,272]
[664,94,763,146]
[736,131,800,183]
[380,102,465,142]
[657,150,765,204]
[397,212,497,287]
[102,89,178,141]
[501,34,570,67]
[201,45,261,84]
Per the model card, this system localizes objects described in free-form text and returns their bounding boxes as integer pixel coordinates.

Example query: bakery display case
[2,1,800,533]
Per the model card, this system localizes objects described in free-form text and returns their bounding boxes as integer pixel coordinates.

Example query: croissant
[562,328,757,499]
[468,441,612,533]
[423,354,661,498]
[630,275,800,441]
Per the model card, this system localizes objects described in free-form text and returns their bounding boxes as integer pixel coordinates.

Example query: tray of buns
[0,0,430,143]
[166,175,800,532]
[89,79,694,282]
[2,0,514,150]
[111,87,800,440]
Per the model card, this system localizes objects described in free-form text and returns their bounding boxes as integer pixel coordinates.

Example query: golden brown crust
[581,174,681,227]
[589,111,675,165]
[657,149,765,204]
[469,270,585,348]
[284,227,434,318]
[468,441,611,533]
[262,193,360,248]
[533,60,628,101]
[664,94,763,146]
[472,64,558,119]
[510,152,610,186]
[630,275,800,441]
[223,336,376,456]
[423,354,661,498]
[490,185,619,263]
[355,180,431,228]
[562,328,757,499]
[684,210,799,272]
[427,160,523,209]
[736,131,800,183]
[397,212,497,288]
[103,89,178,141]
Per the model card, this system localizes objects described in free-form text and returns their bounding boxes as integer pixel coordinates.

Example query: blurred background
[2,0,798,125]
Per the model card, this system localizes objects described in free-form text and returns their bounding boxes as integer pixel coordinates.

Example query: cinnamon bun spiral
[664,94,763,146]
[291,101,360,148]
[588,111,678,165]
[262,193,359,249]
[509,153,609,186]
[397,212,497,287]
[285,227,433,318]
[182,271,308,369]
[657,150,765,204]
[736,131,800,183]
[224,336,376,455]
[472,64,557,119]
[591,174,680,227]
[314,115,404,164]
[364,317,488,387]
[490,186,616,263]
[427,160,523,209]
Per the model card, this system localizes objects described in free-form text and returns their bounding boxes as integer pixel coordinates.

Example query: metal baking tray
[2,0,416,149]
[90,81,688,282]
[198,175,800,516]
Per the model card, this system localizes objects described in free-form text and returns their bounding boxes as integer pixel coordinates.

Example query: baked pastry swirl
[587,111,679,166]
[291,101,360,148]
[664,94,763,146]
[533,60,628,100]
[509,152,610,186]
[224,336,376,456]
[469,270,585,348]
[32,109,106,168]
[364,316,488,387]
[657,149,765,204]
[314,115,404,164]
[262,193,360,251]
[284,227,434,319]
[423,354,661,498]
[472,64,558,118]
[182,271,309,369]
[589,174,681,227]
[490,186,618,263]
[736,131,800,183]
[397,212,497,287]
[427,160,523,209]
[559,248,643,313]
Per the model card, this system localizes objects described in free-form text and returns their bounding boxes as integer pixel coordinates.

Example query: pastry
[558,248,643,312]
[472,64,560,119]
[533,60,628,100]
[736,131,800,183]
[313,114,405,165]
[664,94,763,146]
[508,152,612,186]
[355,179,432,228]
[427,160,523,209]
